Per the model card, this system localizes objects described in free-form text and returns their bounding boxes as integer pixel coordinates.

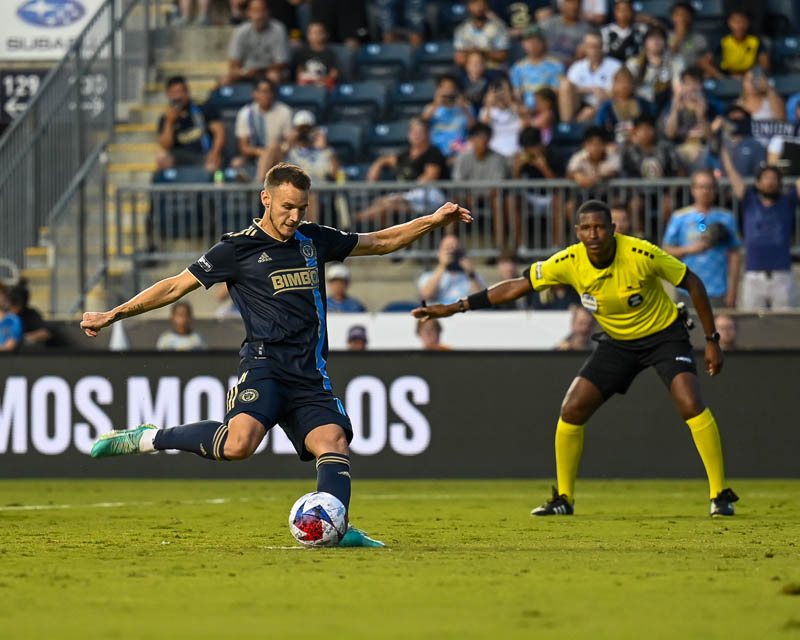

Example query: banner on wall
[0,0,106,60]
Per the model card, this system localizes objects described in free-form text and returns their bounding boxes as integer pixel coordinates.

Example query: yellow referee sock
[555,418,584,503]
[686,408,726,499]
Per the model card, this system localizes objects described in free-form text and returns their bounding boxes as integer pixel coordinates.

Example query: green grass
[1,479,799,639]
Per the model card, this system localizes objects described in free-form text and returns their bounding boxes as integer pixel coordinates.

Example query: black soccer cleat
[710,488,739,517]
[531,486,574,516]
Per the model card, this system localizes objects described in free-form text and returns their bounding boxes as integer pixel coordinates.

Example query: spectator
[416,318,451,351]
[460,51,505,113]
[596,66,653,145]
[356,118,447,224]
[326,263,366,312]
[230,78,292,182]
[224,0,289,86]
[479,77,524,158]
[735,68,785,122]
[556,306,595,350]
[721,148,799,310]
[531,87,559,145]
[418,235,485,304]
[621,113,683,178]
[510,26,565,110]
[282,110,338,185]
[668,2,715,77]
[347,325,368,351]
[7,280,51,348]
[453,0,510,69]
[531,284,582,310]
[626,26,680,112]
[421,75,475,160]
[601,0,648,62]
[309,0,368,48]
[156,302,207,351]
[582,0,608,26]
[492,250,537,310]
[787,93,800,124]
[214,282,239,318]
[559,32,622,122]
[376,0,426,48]
[0,285,22,353]
[715,9,769,76]
[566,125,621,191]
[539,0,592,67]
[663,169,742,308]
[174,0,210,27]
[715,313,737,351]
[291,22,340,88]
[454,122,509,181]
[610,201,633,234]
[767,102,800,172]
[156,76,224,172]
[662,67,718,172]
[711,106,764,179]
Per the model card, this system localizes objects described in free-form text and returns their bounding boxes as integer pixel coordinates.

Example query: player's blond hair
[264,163,311,192]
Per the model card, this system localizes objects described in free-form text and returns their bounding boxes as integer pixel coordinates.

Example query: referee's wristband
[467,289,492,310]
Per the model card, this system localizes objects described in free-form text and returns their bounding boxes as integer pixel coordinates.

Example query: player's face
[261,183,310,241]
[575,211,615,260]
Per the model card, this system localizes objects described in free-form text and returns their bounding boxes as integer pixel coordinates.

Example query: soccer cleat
[531,486,574,516]
[90,424,157,458]
[710,488,739,517]
[338,525,385,548]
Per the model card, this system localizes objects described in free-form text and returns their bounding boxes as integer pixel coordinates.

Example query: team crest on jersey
[581,293,598,312]
[238,389,259,403]
[628,293,643,307]
[300,242,316,259]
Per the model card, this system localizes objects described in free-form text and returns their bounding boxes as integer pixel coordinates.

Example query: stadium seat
[772,74,800,97]
[341,163,372,181]
[381,300,419,312]
[547,145,576,176]
[222,117,239,163]
[323,122,365,165]
[391,80,436,119]
[767,0,800,33]
[772,37,800,74]
[151,167,212,237]
[551,122,591,146]
[366,120,410,159]
[276,84,327,120]
[328,82,388,123]
[413,40,458,80]
[439,3,467,35]
[356,43,414,81]
[690,0,723,18]
[204,83,252,119]
[703,76,742,101]
[631,0,672,21]
[330,44,356,82]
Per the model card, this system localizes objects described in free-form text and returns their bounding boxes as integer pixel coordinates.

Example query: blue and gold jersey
[529,234,687,341]
[188,219,358,386]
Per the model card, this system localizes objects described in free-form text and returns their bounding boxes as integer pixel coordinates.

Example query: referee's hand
[411,302,455,321]
[704,341,724,377]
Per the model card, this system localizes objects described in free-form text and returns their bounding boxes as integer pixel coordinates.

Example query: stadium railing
[114,177,800,291]
[0,0,165,313]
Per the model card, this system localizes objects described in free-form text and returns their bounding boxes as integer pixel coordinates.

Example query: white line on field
[0,497,249,512]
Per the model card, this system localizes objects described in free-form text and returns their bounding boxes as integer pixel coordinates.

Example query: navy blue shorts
[225,370,352,461]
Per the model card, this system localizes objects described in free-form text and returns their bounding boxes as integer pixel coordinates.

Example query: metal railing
[115,176,800,289]
[0,0,159,312]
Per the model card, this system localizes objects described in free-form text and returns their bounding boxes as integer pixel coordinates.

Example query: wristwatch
[705,331,720,343]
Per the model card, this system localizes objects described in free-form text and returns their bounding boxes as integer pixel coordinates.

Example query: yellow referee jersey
[529,234,687,340]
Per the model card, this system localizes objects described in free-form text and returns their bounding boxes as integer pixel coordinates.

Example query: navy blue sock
[316,452,351,512]
[153,421,229,460]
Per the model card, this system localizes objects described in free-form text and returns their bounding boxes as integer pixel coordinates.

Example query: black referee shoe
[531,486,574,516]
[710,488,739,517]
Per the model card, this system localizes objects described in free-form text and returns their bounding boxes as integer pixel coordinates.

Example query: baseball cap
[292,109,316,127]
[347,325,367,342]
[522,25,544,40]
[327,263,350,281]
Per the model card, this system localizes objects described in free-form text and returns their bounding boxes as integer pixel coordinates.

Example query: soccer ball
[289,492,347,547]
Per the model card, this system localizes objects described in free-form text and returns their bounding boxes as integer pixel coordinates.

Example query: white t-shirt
[234,101,293,147]
[566,57,622,107]
[480,106,521,157]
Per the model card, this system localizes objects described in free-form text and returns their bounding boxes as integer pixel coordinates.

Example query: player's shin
[686,408,725,498]
[316,453,351,512]
[555,418,584,503]
[153,421,230,460]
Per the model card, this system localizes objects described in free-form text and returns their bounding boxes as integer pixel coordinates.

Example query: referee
[413,199,739,517]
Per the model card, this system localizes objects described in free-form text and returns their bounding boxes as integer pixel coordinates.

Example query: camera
[446,249,464,271]
[169,98,182,109]
[442,94,457,105]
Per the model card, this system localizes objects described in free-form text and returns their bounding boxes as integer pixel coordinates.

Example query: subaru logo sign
[17,0,86,28]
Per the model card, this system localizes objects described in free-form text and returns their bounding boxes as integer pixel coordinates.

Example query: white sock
[138,428,157,453]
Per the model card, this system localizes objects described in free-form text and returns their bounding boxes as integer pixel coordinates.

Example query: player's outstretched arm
[80,269,201,337]
[350,202,472,256]
[679,268,723,376]
[411,277,533,319]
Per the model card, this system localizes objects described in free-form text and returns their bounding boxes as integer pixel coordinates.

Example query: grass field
[1,479,799,639]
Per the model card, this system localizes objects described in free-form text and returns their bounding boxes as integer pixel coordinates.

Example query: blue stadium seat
[366,120,410,159]
[222,117,239,163]
[330,44,356,82]
[276,84,327,120]
[323,122,365,165]
[439,3,467,35]
[328,82,387,123]
[547,145,577,176]
[381,300,419,312]
[356,43,414,81]
[391,80,436,119]
[631,1,672,20]
[703,76,742,101]
[690,0,723,18]
[341,163,372,181]
[204,83,252,119]
[767,0,800,32]
[151,167,212,237]
[773,37,800,73]
[772,74,800,97]
[551,122,591,146]
[413,40,457,79]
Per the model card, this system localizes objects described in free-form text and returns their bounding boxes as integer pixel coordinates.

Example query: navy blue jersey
[188,219,359,387]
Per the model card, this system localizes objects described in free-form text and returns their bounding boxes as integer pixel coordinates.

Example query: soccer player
[81,163,472,546]
[413,199,738,517]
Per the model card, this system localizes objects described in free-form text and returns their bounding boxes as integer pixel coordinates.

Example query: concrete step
[157,61,227,79]
[161,26,234,63]
[107,142,160,164]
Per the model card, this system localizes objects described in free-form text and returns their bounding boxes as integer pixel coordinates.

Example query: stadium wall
[1,352,798,478]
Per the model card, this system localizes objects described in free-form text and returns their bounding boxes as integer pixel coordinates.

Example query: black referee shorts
[578,320,697,400]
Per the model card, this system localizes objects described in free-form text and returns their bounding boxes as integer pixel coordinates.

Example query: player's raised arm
[349,202,472,257]
[80,269,201,337]
[411,276,533,320]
